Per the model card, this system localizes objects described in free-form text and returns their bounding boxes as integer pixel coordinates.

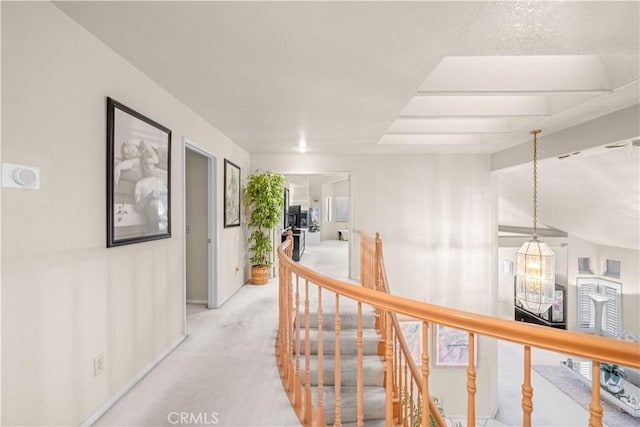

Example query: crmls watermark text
[167,411,219,425]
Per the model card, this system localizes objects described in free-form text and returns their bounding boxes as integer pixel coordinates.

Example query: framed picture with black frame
[224,159,241,227]
[106,97,171,247]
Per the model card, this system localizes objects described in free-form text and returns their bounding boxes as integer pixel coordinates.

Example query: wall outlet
[94,353,104,377]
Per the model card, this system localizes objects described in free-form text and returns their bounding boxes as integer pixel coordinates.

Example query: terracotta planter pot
[251,266,270,285]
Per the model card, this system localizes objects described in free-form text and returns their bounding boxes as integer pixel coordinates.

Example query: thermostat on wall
[2,163,40,190]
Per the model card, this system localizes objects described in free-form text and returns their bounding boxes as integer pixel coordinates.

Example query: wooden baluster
[385,310,393,427]
[316,286,326,425]
[370,238,374,291]
[375,233,382,292]
[294,276,302,409]
[286,268,294,392]
[360,235,365,287]
[304,280,312,423]
[521,345,533,427]
[410,380,415,427]
[357,301,364,427]
[467,332,476,427]
[421,321,430,427]
[417,389,422,427]
[403,354,408,426]
[335,294,342,427]
[393,333,397,394]
[391,332,399,422]
[282,241,293,393]
[589,361,603,427]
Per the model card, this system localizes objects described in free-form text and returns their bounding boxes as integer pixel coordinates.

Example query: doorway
[283,173,353,280]
[183,139,217,326]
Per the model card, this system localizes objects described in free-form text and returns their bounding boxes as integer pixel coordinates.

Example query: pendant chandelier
[516,130,555,314]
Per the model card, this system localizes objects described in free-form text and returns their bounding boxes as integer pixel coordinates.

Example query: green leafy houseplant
[245,170,285,285]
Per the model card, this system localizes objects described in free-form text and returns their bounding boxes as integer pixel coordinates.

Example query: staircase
[296,301,387,425]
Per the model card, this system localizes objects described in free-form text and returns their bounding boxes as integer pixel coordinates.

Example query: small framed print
[399,320,423,365]
[107,97,171,247]
[433,324,478,367]
[224,159,241,227]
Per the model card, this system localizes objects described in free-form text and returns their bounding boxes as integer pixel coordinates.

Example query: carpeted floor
[533,365,638,427]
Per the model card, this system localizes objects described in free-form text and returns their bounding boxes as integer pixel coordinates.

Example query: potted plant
[245,170,285,285]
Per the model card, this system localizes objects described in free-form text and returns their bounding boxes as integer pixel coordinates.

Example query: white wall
[567,236,640,337]
[1,3,248,425]
[252,153,498,416]
[321,179,349,241]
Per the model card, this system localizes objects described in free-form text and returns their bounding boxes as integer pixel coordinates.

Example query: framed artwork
[107,97,171,247]
[224,159,241,227]
[399,320,423,365]
[434,325,478,367]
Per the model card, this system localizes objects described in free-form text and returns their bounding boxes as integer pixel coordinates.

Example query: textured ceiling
[53,1,640,249]
[55,1,639,154]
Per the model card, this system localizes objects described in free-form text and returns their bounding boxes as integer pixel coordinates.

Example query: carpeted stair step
[341,420,387,427]
[298,308,377,330]
[295,328,380,355]
[317,385,386,424]
[298,355,384,386]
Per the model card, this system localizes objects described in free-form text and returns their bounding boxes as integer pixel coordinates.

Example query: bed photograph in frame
[224,159,241,227]
[107,97,171,247]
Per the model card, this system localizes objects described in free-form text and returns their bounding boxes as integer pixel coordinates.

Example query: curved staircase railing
[276,231,640,427]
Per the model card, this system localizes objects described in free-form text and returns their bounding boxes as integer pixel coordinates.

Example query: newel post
[375,232,382,292]
[286,230,293,258]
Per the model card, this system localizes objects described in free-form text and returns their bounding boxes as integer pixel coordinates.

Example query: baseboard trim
[80,335,186,427]
[186,299,207,305]
[217,283,246,308]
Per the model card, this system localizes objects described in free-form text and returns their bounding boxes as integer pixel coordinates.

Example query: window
[577,277,622,338]
[600,280,622,338]
[577,278,597,331]
[577,257,593,274]
[324,196,332,223]
[604,259,621,279]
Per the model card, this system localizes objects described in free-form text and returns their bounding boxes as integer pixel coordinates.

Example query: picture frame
[107,97,171,247]
[224,159,241,227]
[433,324,478,367]
[399,320,424,365]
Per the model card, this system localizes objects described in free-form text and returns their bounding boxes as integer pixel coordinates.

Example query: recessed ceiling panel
[419,55,611,92]
[401,95,550,117]
[379,134,485,145]
[388,117,539,134]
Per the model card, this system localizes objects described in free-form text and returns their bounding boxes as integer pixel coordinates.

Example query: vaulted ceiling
[54,1,639,249]
[56,1,639,154]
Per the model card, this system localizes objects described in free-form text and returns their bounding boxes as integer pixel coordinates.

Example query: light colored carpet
[533,365,637,427]
[95,281,300,427]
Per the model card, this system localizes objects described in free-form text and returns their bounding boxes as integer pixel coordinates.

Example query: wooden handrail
[371,232,447,427]
[276,230,640,427]
[279,244,639,368]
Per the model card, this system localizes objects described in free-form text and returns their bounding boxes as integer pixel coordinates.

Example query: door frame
[182,138,218,333]
[281,172,354,280]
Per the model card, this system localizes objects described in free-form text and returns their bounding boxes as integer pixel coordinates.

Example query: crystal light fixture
[516,130,555,314]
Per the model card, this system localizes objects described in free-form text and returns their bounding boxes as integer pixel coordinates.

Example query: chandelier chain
[529,129,542,239]
[533,131,538,237]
